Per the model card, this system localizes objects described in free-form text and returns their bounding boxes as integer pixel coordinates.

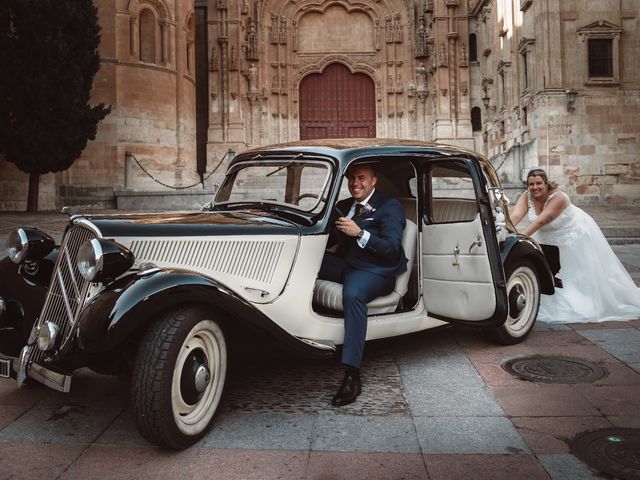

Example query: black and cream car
[0,139,558,449]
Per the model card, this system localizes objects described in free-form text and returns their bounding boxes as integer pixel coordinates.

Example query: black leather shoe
[332,371,362,406]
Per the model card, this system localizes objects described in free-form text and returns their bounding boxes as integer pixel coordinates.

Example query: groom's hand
[335,217,360,237]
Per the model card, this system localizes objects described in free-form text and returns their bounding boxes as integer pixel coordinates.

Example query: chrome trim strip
[16,345,29,388]
[71,218,103,238]
[62,248,81,299]
[29,363,72,393]
[55,267,76,324]
[296,337,336,351]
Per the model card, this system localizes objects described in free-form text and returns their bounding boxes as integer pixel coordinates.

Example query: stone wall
[0,0,638,209]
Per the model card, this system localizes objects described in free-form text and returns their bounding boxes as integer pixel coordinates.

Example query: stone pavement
[0,207,639,480]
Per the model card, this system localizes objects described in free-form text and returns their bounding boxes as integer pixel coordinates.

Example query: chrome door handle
[453,246,460,266]
[469,237,483,253]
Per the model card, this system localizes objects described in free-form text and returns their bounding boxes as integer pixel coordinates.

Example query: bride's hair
[527,168,558,190]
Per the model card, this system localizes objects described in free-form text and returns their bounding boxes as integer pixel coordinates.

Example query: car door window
[428,165,479,223]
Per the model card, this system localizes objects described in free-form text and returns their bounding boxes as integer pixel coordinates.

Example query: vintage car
[0,139,558,449]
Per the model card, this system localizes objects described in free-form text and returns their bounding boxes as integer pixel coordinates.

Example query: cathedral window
[139,9,157,64]
[588,39,612,77]
[468,33,477,62]
[578,20,621,85]
[471,107,482,132]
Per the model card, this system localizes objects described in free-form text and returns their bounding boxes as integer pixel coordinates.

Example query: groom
[319,163,408,406]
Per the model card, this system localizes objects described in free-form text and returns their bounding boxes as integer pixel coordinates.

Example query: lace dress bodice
[526,191,577,244]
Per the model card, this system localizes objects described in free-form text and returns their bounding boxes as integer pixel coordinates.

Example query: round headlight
[37,321,59,351]
[7,228,29,264]
[77,238,104,282]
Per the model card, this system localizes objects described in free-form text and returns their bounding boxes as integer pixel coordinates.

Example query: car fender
[500,235,555,294]
[0,253,55,341]
[76,268,331,358]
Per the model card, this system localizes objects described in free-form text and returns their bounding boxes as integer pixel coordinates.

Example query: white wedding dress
[527,191,640,323]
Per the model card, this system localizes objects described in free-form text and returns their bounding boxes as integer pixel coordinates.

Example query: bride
[509,168,640,323]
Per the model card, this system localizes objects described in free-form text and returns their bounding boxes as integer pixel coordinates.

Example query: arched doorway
[299,63,376,140]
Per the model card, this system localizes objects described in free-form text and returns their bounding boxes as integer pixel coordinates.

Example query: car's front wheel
[131,305,227,449]
[486,260,540,345]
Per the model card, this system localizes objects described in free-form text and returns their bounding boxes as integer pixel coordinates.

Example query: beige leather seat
[313,219,417,314]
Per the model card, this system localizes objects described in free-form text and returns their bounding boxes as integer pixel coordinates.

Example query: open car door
[420,158,507,325]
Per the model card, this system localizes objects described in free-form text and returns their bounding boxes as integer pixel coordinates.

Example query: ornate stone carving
[270,15,288,44]
[385,15,402,43]
[245,19,259,60]
[416,62,427,92]
[241,0,248,14]
[209,46,218,71]
[246,63,258,93]
[216,0,227,10]
[395,72,403,93]
[229,45,238,71]
[393,14,403,43]
[459,42,468,67]
[416,17,428,58]
[438,42,448,67]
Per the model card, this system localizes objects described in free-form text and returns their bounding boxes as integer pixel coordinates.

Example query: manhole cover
[501,356,607,383]
[570,428,640,480]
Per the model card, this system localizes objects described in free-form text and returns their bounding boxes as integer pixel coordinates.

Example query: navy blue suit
[319,190,407,368]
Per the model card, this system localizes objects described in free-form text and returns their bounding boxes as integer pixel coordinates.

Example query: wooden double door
[299,63,376,140]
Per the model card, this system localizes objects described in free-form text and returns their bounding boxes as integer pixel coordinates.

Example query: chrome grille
[28,224,97,363]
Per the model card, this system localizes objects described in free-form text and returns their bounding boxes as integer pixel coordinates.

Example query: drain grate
[570,428,640,480]
[501,356,607,384]
[219,352,409,416]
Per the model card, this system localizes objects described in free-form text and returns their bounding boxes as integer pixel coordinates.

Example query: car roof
[236,138,499,185]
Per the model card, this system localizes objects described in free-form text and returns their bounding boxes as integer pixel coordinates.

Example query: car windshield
[214,158,333,214]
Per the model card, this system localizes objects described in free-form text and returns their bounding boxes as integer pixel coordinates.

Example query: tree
[0,0,111,212]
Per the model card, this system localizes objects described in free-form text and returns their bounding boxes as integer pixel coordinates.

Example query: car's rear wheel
[486,260,540,345]
[131,305,227,449]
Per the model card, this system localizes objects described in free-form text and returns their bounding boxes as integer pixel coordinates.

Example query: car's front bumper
[0,347,72,393]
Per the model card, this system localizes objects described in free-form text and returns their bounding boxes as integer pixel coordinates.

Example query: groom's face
[346,165,377,203]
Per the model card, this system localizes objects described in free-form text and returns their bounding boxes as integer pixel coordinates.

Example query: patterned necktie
[354,203,365,219]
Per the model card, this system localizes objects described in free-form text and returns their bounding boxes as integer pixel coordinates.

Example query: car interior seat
[313,218,418,314]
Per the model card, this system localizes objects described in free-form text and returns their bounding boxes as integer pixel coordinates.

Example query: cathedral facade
[0,0,638,210]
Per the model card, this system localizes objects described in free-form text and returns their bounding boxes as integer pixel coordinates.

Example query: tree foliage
[0,0,111,209]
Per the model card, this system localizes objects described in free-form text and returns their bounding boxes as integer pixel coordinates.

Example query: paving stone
[0,405,122,444]
[574,385,640,417]
[424,453,550,480]
[414,416,529,454]
[0,404,30,431]
[200,413,315,450]
[61,445,198,480]
[492,385,600,417]
[308,452,427,480]
[312,414,420,453]
[403,383,505,417]
[511,416,612,454]
[533,321,572,331]
[577,328,640,364]
[188,449,308,480]
[397,352,485,388]
[0,442,88,480]
[537,453,602,480]
[94,410,153,447]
